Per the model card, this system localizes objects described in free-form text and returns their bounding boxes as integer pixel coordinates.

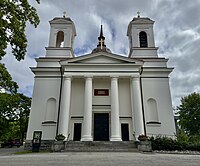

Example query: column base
[110,136,122,141]
[81,135,93,141]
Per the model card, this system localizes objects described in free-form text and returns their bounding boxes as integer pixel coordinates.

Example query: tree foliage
[0,63,18,94]
[17,93,31,142]
[177,92,200,135]
[0,93,20,120]
[0,93,31,141]
[0,0,40,61]
[0,0,38,142]
[0,64,31,141]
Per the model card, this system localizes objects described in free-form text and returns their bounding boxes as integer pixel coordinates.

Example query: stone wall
[24,140,54,151]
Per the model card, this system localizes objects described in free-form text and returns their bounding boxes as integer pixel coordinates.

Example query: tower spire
[97,25,106,49]
[92,24,111,53]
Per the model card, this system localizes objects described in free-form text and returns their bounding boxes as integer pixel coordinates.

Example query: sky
[2,0,200,107]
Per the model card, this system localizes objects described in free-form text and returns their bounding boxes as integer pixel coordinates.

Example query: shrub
[176,130,189,145]
[55,134,65,141]
[150,135,200,151]
[150,136,181,151]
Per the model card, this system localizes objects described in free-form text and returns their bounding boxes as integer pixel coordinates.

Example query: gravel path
[0,150,200,166]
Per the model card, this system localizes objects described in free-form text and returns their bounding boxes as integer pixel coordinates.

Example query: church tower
[127,13,158,58]
[46,13,76,58]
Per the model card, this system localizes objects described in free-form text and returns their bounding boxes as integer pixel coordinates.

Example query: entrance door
[94,113,109,141]
[121,124,129,141]
[73,123,82,141]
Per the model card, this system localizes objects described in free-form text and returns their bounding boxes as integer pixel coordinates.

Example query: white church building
[26,13,176,146]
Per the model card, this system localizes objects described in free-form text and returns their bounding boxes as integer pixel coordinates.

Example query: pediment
[65,52,143,65]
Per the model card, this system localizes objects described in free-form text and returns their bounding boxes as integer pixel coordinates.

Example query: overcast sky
[2,0,200,107]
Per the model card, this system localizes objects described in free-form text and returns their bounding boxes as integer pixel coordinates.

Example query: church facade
[26,14,176,144]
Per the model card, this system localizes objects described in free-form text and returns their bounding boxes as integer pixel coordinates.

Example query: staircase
[64,141,138,152]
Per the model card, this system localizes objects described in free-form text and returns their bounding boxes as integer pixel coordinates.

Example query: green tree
[0,93,31,142]
[0,0,40,61]
[0,93,20,140]
[0,64,31,141]
[0,0,38,142]
[177,92,200,135]
[16,93,31,142]
[0,63,18,94]
[0,63,20,140]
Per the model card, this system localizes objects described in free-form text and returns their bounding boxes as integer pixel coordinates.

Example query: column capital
[110,75,119,79]
[130,76,140,82]
[84,75,93,79]
[63,74,72,78]
[130,75,139,79]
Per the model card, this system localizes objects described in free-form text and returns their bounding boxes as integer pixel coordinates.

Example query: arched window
[139,31,148,47]
[45,98,56,121]
[56,31,64,47]
[147,98,159,122]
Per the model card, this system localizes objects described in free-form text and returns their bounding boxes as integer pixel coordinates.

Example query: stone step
[64,141,138,152]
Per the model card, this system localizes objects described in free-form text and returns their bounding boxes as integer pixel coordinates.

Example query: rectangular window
[94,89,109,96]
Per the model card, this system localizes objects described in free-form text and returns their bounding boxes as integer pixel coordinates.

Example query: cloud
[1,48,35,97]
[2,0,200,107]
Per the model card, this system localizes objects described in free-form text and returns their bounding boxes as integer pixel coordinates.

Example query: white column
[131,76,145,140]
[110,76,122,141]
[58,76,72,140]
[81,76,93,141]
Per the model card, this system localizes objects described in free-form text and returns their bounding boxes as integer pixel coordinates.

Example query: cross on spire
[137,11,140,18]
[63,11,67,18]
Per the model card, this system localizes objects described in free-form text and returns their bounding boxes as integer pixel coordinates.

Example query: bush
[55,134,65,141]
[176,130,189,145]
[150,136,182,151]
[150,135,200,151]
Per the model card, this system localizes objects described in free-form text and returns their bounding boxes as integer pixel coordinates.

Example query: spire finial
[100,25,103,38]
[137,11,140,18]
[63,11,67,18]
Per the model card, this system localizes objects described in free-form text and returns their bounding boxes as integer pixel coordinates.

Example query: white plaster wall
[142,61,167,67]
[118,79,132,117]
[70,78,85,116]
[92,78,111,106]
[142,78,176,136]
[36,60,61,68]
[46,48,73,58]
[41,124,57,140]
[26,78,60,140]
[131,49,158,57]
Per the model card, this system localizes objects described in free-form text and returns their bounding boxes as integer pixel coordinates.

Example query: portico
[58,73,144,141]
